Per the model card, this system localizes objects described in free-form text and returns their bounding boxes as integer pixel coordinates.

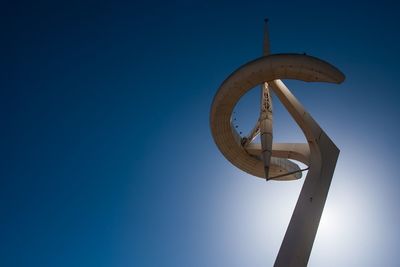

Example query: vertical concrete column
[260,82,273,179]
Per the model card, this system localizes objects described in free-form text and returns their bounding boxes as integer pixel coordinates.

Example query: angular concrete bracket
[270,80,340,267]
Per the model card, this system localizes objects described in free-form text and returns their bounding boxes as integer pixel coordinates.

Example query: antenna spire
[263,18,270,55]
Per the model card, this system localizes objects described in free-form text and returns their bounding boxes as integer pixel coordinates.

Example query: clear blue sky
[2,0,400,266]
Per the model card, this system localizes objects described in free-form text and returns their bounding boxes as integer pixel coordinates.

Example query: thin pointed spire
[263,18,270,56]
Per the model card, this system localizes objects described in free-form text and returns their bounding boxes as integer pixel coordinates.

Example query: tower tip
[263,18,270,55]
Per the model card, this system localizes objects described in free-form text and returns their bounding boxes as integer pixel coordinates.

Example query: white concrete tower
[210,20,344,266]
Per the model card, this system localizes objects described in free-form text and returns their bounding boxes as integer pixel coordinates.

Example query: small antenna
[263,18,270,55]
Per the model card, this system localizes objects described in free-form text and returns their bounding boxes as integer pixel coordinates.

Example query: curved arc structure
[210,54,344,179]
[210,53,344,266]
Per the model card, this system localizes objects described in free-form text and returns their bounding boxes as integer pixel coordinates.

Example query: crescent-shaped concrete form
[210,54,344,179]
[210,20,345,266]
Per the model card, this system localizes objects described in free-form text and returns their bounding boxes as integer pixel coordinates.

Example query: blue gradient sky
[2,1,400,266]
